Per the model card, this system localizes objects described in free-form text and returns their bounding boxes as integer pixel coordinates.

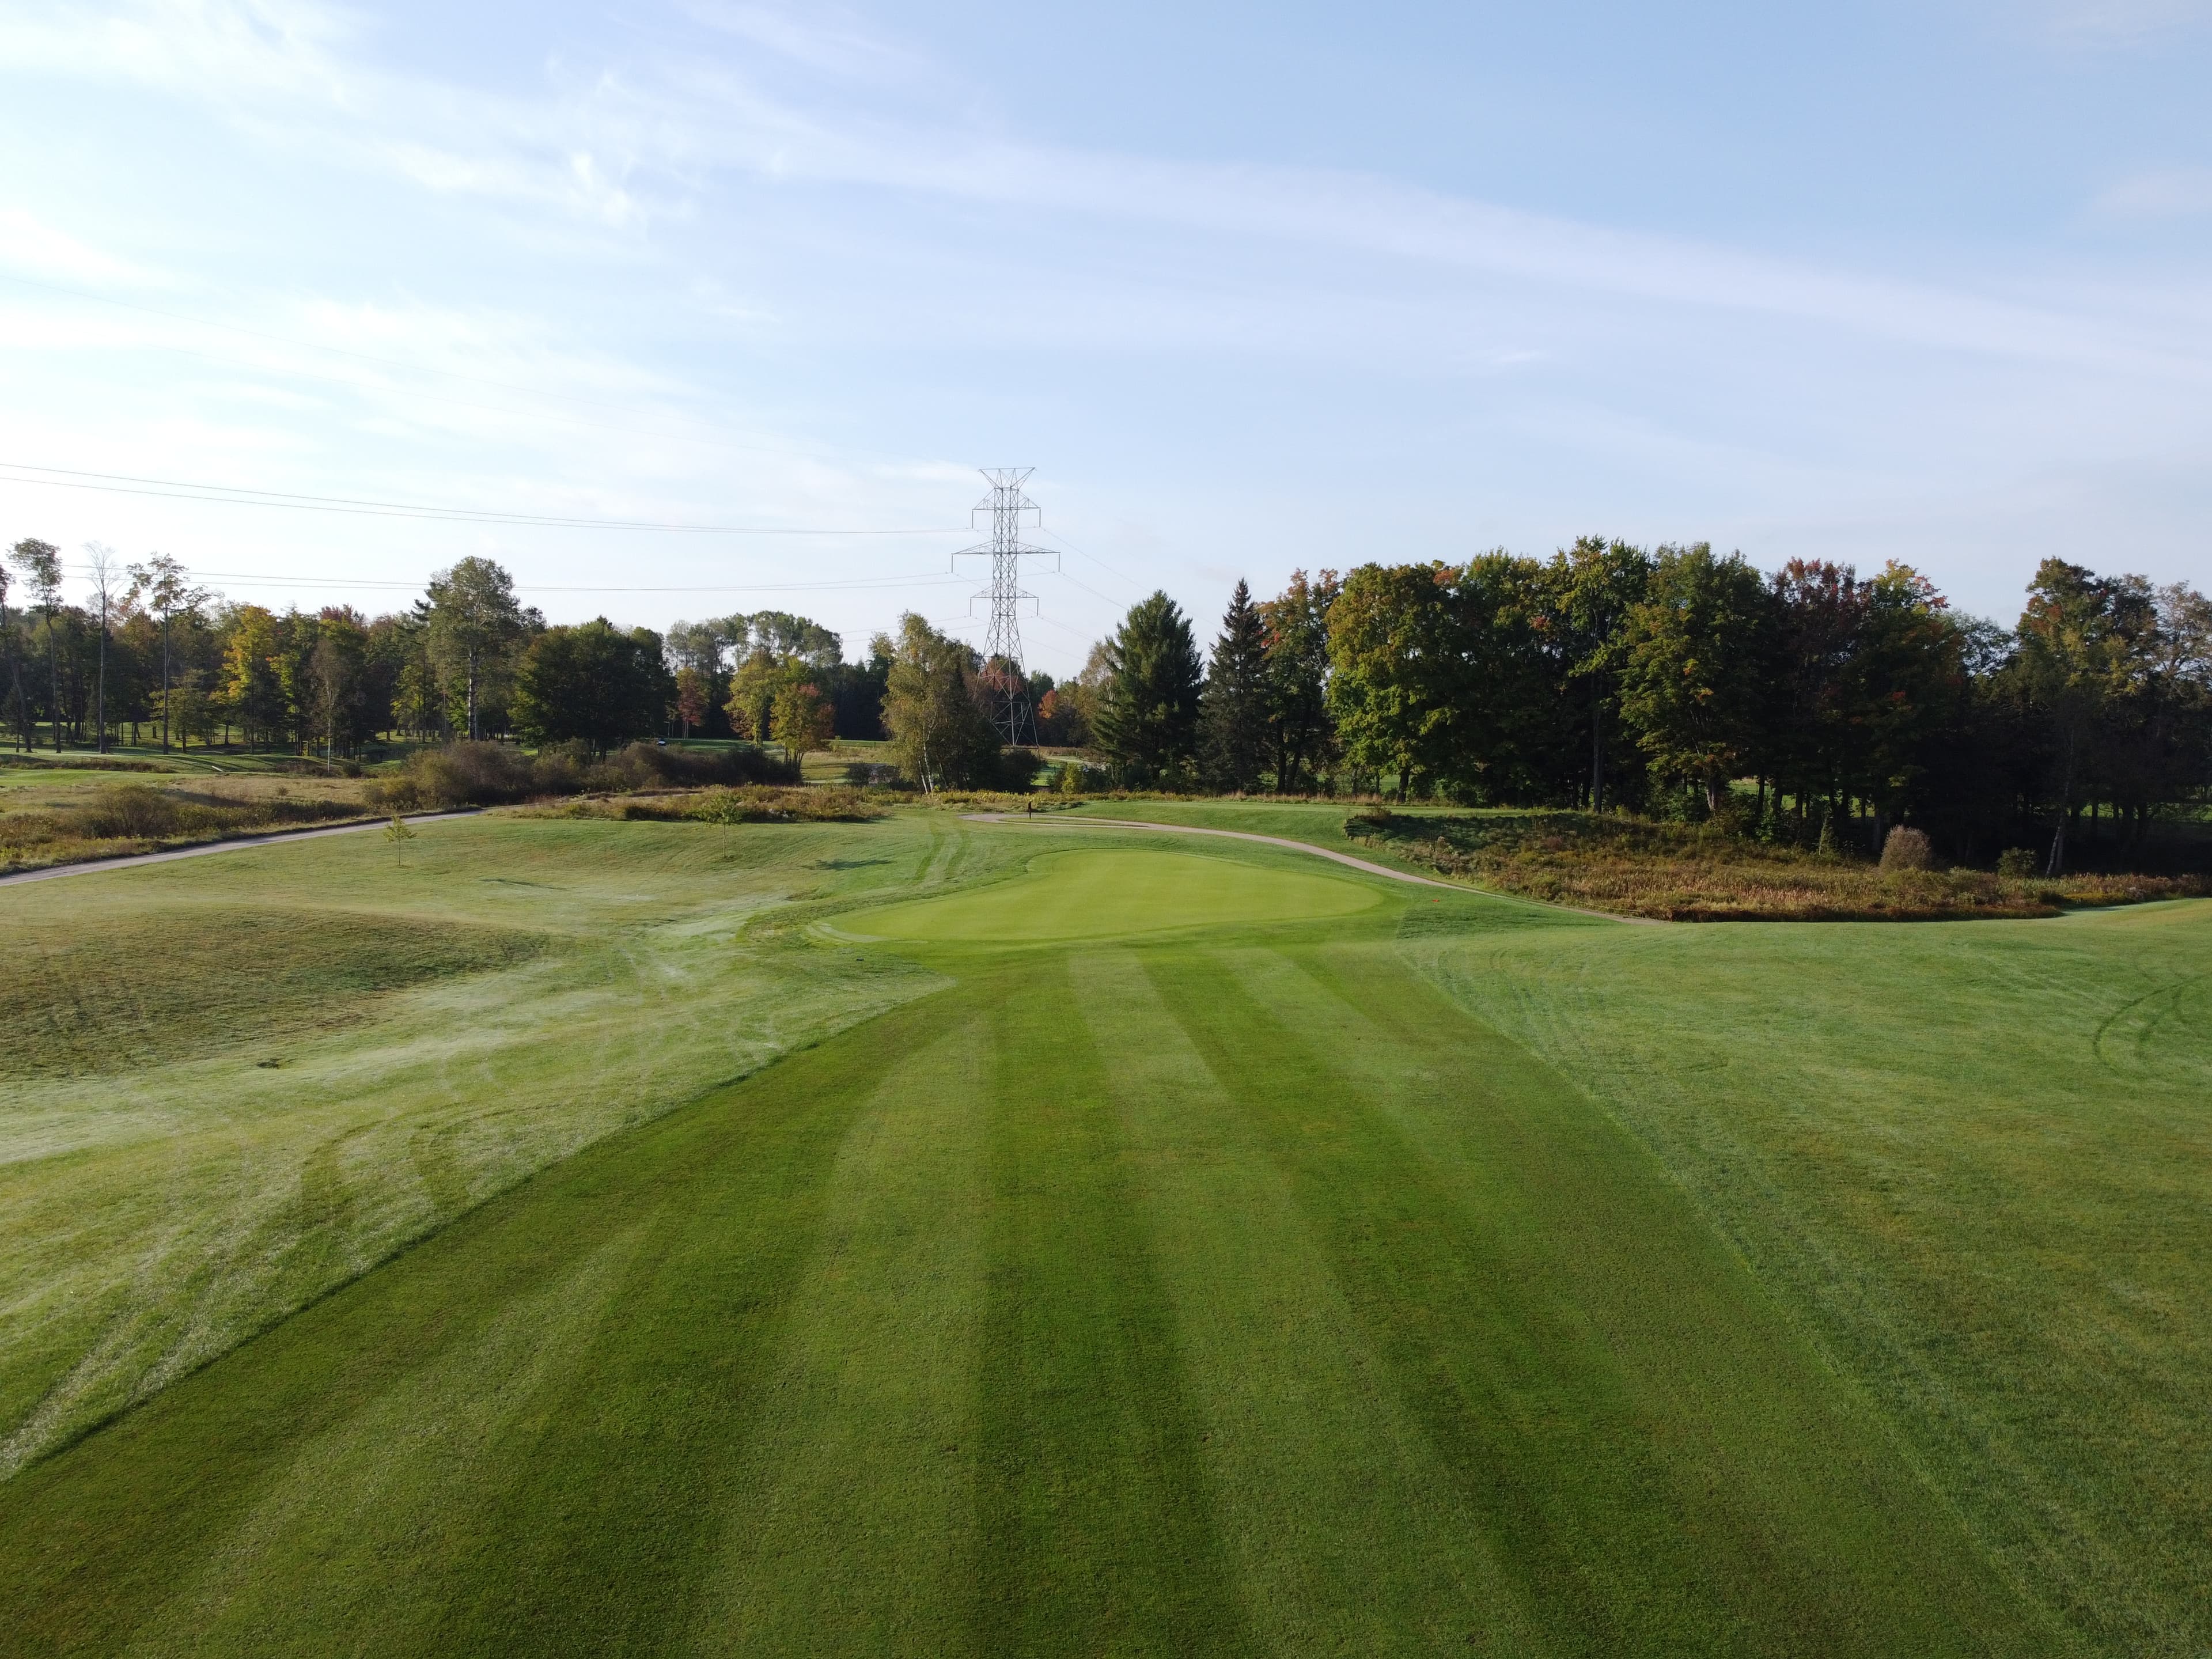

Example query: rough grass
[0,779,379,874]
[1420,897,2212,1655]
[0,813,988,1475]
[5,807,2211,1653]
[0,907,544,1076]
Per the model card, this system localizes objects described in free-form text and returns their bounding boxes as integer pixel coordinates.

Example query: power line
[1035,526,1143,590]
[1052,566,1126,608]
[0,463,966,535]
[60,566,975,597]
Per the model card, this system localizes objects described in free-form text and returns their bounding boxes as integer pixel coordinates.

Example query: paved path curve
[961,812,1650,923]
[0,812,477,889]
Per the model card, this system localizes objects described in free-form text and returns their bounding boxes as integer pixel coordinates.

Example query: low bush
[525,785,881,824]
[1880,827,1935,872]
[374,741,800,810]
[0,784,373,874]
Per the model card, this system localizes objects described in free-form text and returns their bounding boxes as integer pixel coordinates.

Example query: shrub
[587,742,798,793]
[374,740,801,810]
[1996,847,2040,878]
[378,741,537,809]
[73,785,191,840]
[533,785,880,824]
[993,748,1044,793]
[1880,826,1934,872]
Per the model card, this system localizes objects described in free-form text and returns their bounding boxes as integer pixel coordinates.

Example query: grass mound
[0,906,545,1077]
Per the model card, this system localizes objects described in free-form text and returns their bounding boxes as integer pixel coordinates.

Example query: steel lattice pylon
[953,468,1058,745]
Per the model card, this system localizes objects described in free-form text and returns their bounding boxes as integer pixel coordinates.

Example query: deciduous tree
[673,666,710,737]
[1548,537,1652,810]
[1325,563,1460,800]
[127,554,211,755]
[1257,570,1338,794]
[1619,544,1772,813]
[512,619,667,754]
[426,558,527,740]
[9,540,63,752]
[770,681,837,762]
[879,613,999,790]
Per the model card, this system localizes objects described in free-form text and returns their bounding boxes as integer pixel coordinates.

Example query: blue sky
[2,0,2207,673]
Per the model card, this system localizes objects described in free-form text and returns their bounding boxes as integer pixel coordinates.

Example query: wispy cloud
[2036,0,2212,43]
[10,1,2206,391]
[0,210,166,289]
[2097,166,2212,218]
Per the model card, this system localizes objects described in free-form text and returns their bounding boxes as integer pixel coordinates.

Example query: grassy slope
[0,841,2055,1656]
[1423,900,2212,1654]
[0,812,1002,1474]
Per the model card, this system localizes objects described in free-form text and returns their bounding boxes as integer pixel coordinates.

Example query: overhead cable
[0,463,965,535]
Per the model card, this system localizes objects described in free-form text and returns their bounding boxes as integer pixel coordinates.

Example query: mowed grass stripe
[687,1014,993,1653]
[970,953,1253,1657]
[1143,937,2056,1656]
[1069,946,1548,1656]
[0,993,960,1657]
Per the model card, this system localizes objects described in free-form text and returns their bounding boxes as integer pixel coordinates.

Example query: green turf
[3,806,2210,1654]
[842,846,1383,942]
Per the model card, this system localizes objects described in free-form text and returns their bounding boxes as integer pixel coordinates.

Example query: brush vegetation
[1344,804,2209,919]
[0,779,375,874]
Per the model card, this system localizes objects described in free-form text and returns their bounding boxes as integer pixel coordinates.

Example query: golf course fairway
[5,810,2207,1655]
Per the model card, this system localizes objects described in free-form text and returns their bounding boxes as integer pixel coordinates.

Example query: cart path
[961,812,1654,923]
[0,812,477,888]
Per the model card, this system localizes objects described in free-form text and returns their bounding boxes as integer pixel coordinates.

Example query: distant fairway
[3,808,2210,1654]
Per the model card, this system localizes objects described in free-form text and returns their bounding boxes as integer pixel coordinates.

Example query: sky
[1,0,2207,675]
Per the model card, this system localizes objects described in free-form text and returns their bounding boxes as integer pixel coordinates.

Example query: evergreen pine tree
[1200,579,1270,791]
[1094,592,1203,785]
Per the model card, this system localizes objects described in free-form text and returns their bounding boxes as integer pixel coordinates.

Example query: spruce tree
[1094,592,1203,785]
[1200,579,1270,791]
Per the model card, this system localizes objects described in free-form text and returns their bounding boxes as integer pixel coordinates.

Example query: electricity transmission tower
[953,468,1058,745]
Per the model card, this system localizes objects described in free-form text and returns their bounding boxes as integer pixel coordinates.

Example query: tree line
[0,548,891,764]
[1082,545,2210,874]
[9,532,2205,874]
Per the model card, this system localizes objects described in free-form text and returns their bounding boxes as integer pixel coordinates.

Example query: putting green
[840,846,1384,943]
